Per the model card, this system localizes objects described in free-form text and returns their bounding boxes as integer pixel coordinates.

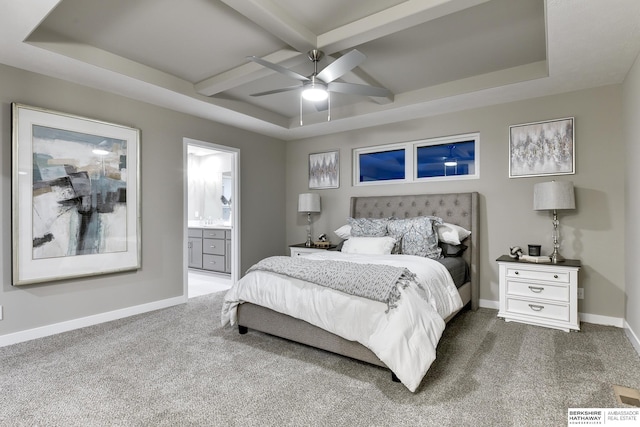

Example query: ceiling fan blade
[250,85,300,97]
[328,81,391,98]
[313,99,329,112]
[316,50,366,83]
[247,56,309,82]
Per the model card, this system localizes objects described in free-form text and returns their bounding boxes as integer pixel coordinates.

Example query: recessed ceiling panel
[34,0,287,83]
[275,0,406,34]
[355,0,546,94]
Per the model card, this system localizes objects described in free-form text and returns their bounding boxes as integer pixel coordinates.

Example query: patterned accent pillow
[387,216,443,258]
[347,217,390,237]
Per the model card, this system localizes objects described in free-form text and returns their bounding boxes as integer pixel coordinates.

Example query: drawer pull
[210,245,216,248]
[528,286,544,293]
[554,274,559,279]
[514,271,519,275]
[209,261,216,265]
[528,304,545,312]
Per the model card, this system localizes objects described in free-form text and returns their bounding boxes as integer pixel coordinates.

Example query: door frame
[183,138,240,296]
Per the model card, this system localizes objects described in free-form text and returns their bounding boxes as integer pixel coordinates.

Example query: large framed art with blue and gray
[11,103,141,285]
[353,133,479,186]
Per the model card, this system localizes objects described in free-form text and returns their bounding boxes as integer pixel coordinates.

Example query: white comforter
[221,252,463,392]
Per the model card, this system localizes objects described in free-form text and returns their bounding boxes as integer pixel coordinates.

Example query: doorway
[183,138,240,298]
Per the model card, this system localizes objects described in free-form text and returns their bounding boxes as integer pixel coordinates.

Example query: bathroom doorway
[183,138,239,298]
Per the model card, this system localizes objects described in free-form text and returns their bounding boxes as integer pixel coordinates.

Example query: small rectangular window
[356,148,406,184]
[416,139,476,178]
[353,133,478,186]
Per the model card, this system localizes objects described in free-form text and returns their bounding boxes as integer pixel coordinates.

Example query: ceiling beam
[194,49,303,96]
[220,0,316,52]
[195,0,491,98]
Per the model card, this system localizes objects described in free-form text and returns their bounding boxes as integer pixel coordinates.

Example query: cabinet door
[225,239,231,273]
[188,237,203,269]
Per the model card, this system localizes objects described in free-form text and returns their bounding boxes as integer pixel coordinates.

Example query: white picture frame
[12,103,141,285]
[309,150,339,189]
[509,117,575,178]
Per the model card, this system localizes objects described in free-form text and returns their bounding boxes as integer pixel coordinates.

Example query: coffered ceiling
[1,0,639,140]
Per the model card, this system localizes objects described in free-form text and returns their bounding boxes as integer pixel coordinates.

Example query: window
[359,148,406,182]
[415,135,477,180]
[354,133,479,186]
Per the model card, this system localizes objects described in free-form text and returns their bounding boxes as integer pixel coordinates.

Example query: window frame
[353,133,479,186]
[352,143,412,186]
[413,133,480,183]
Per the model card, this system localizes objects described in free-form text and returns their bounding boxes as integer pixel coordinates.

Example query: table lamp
[533,181,575,263]
[298,193,321,247]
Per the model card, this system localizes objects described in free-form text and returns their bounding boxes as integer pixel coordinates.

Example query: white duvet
[221,252,463,392]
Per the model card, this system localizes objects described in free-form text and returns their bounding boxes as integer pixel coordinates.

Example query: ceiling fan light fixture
[302,83,328,101]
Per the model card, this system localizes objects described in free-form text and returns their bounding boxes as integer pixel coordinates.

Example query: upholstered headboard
[350,192,479,310]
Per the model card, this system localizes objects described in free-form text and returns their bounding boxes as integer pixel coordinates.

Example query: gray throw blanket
[247,256,417,312]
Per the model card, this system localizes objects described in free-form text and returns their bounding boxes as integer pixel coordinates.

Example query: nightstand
[496,255,581,332]
[289,243,337,257]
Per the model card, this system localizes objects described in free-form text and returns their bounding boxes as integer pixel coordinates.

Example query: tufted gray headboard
[350,192,479,310]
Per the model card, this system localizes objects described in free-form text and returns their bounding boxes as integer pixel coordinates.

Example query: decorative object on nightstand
[298,193,321,247]
[533,180,575,263]
[497,255,580,332]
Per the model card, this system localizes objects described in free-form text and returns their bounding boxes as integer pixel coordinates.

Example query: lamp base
[550,248,565,263]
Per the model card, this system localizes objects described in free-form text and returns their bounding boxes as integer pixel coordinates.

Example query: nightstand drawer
[505,266,569,283]
[506,280,569,302]
[505,298,569,322]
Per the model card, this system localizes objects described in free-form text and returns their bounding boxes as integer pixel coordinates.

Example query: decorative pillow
[340,236,396,255]
[387,216,443,258]
[439,242,468,257]
[437,223,471,245]
[347,217,390,237]
[334,224,352,240]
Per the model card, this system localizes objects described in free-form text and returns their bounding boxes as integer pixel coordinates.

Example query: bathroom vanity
[188,227,232,274]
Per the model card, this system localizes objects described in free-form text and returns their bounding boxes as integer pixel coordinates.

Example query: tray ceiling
[1,0,639,140]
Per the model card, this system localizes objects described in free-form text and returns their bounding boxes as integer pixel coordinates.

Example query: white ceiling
[0,0,639,141]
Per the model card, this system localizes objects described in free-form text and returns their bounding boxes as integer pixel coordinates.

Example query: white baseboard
[479,299,499,310]
[624,321,640,357]
[0,295,187,348]
[579,312,624,328]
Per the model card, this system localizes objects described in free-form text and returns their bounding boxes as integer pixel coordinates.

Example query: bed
[222,192,479,391]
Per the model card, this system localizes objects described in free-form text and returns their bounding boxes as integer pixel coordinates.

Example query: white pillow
[437,223,471,245]
[341,236,396,255]
[334,224,352,240]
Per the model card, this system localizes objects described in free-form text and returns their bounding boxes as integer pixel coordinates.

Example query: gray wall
[286,84,626,320]
[623,53,640,338]
[0,64,286,336]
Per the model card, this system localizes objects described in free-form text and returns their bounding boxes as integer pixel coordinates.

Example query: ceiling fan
[247,49,390,123]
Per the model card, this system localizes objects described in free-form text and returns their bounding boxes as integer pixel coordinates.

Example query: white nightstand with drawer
[289,243,337,257]
[497,255,581,332]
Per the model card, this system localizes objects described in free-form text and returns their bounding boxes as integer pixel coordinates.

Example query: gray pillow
[347,217,390,237]
[387,216,443,258]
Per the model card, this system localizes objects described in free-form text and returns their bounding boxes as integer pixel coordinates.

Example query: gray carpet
[1,292,639,426]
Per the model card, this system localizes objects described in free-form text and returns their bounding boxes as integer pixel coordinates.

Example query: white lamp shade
[533,181,576,211]
[298,193,321,213]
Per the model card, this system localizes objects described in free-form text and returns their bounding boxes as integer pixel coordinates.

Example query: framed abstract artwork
[309,150,339,189]
[509,117,575,178]
[11,104,141,285]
